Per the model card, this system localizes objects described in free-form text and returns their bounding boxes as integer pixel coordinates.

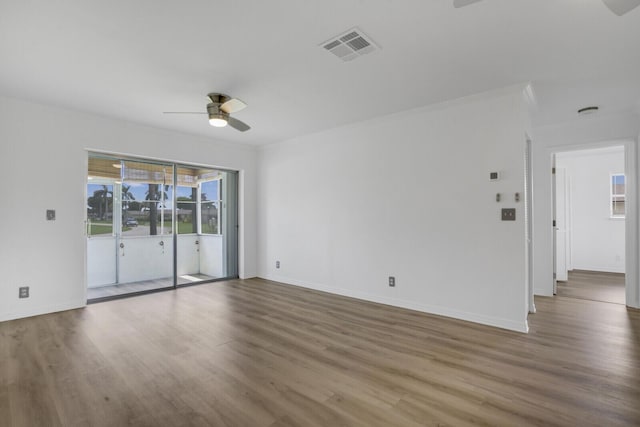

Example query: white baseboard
[240,271,258,280]
[260,274,529,333]
[572,266,625,274]
[0,299,86,323]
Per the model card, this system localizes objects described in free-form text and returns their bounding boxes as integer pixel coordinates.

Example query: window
[121,161,174,236]
[611,174,625,218]
[200,180,221,234]
[87,182,114,236]
[176,186,198,234]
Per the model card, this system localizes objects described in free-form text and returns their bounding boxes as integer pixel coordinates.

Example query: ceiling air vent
[320,27,379,62]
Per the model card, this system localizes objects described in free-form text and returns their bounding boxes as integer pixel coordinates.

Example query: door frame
[553,165,569,283]
[547,139,638,307]
[85,151,241,303]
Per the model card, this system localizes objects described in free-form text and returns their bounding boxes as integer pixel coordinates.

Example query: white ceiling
[1,0,639,146]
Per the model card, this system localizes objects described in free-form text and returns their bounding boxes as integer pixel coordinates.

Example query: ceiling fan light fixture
[209,115,228,127]
[165,95,250,132]
[207,102,229,127]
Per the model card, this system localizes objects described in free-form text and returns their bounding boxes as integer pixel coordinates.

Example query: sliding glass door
[86,154,238,301]
[117,160,175,292]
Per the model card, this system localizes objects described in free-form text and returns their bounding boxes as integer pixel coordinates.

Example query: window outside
[611,174,625,218]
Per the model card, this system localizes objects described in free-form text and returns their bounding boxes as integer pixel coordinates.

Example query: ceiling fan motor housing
[207,93,231,105]
[207,103,229,120]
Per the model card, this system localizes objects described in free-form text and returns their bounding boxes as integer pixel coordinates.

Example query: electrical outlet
[276,260,280,269]
[19,286,29,298]
[389,276,395,287]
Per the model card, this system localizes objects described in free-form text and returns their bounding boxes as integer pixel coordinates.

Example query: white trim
[624,140,639,308]
[525,135,536,314]
[0,299,86,323]
[238,169,247,279]
[83,154,89,304]
[262,274,529,333]
[544,138,639,308]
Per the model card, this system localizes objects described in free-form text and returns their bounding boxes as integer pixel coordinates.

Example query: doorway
[553,145,626,304]
[86,154,239,301]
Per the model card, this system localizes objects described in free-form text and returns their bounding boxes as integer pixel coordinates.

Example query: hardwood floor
[1,278,639,426]
[557,270,626,304]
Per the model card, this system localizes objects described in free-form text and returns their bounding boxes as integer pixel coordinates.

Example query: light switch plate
[46,209,56,221]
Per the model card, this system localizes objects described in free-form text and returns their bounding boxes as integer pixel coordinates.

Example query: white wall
[556,147,625,273]
[531,111,640,304]
[177,234,200,276]
[0,95,257,322]
[87,237,116,286]
[200,235,223,278]
[258,87,530,332]
[118,235,174,283]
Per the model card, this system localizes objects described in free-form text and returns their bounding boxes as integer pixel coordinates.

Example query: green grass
[88,221,130,236]
[177,222,197,234]
[89,223,112,235]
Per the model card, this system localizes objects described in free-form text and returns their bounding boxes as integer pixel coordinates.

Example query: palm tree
[145,184,169,235]
[121,184,135,217]
[94,185,112,220]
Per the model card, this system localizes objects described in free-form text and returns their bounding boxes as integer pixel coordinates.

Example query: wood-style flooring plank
[557,269,625,304]
[1,277,639,426]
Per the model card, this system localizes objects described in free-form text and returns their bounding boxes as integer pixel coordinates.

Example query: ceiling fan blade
[227,116,251,132]
[453,0,483,8]
[162,112,207,114]
[602,0,640,15]
[220,98,247,114]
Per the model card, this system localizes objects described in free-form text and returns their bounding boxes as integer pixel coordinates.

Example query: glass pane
[612,200,625,216]
[201,201,219,234]
[87,183,113,236]
[201,180,219,201]
[177,188,197,236]
[115,161,175,294]
[121,161,174,236]
[176,168,225,286]
[176,186,196,200]
[612,174,625,196]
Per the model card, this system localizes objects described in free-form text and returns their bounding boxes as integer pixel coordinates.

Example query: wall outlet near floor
[389,276,395,287]
[276,260,280,269]
[19,286,29,298]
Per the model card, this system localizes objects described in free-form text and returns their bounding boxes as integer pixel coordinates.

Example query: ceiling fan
[163,93,251,132]
[453,0,640,16]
